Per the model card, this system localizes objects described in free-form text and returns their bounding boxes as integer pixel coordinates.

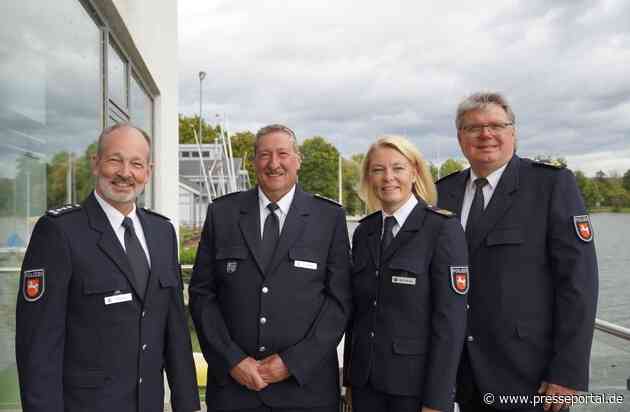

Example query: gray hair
[96,123,152,158]
[254,124,301,157]
[455,92,516,130]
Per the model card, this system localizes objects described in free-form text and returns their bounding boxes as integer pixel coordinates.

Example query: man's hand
[420,407,440,412]
[229,357,267,391]
[258,354,290,384]
[538,381,576,412]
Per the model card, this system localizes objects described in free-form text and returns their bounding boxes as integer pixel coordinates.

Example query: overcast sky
[178,0,630,176]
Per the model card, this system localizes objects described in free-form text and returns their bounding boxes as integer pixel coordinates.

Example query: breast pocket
[83,273,130,296]
[486,226,524,246]
[83,273,134,322]
[215,246,249,275]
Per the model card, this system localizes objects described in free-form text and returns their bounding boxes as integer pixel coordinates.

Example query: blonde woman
[343,136,468,412]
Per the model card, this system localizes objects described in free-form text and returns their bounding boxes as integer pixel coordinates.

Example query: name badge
[104,292,132,305]
[294,260,317,270]
[392,276,416,286]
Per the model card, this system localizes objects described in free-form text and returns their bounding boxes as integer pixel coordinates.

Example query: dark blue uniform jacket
[15,193,200,412]
[343,199,468,411]
[437,155,598,404]
[189,186,352,410]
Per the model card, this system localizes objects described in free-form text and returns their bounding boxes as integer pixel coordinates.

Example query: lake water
[348,212,630,329]
[590,213,630,328]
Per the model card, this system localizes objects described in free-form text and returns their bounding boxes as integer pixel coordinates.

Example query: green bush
[180,246,197,265]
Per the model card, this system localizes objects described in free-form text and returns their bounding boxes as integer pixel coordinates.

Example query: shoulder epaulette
[533,159,565,169]
[141,208,170,220]
[46,203,81,217]
[359,210,381,222]
[436,170,464,184]
[426,204,456,217]
[213,191,242,202]
[314,194,342,207]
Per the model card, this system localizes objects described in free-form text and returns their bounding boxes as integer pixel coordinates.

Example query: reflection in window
[130,74,152,135]
[108,40,127,109]
[0,0,101,407]
[129,74,153,207]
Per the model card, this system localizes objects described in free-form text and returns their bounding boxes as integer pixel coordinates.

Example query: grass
[179,226,201,266]
[0,366,21,410]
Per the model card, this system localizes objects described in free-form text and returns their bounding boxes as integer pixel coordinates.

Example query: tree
[0,178,12,216]
[595,170,607,182]
[75,142,98,202]
[351,153,365,167]
[429,162,439,182]
[299,137,339,200]
[600,178,628,210]
[439,159,464,178]
[623,169,630,192]
[178,114,221,144]
[342,157,364,216]
[574,170,603,210]
[229,131,256,186]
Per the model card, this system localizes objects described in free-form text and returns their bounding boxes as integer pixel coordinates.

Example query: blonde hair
[359,135,437,212]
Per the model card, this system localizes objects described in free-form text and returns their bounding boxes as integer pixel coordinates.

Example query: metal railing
[595,318,630,341]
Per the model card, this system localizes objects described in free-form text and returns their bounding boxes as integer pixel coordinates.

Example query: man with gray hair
[190,124,351,411]
[16,123,200,412]
[437,93,598,412]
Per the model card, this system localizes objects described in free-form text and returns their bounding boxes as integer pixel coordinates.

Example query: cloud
[178,0,630,175]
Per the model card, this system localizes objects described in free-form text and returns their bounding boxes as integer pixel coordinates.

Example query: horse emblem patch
[23,269,45,302]
[573,215,593,242]
[450,266,469,295]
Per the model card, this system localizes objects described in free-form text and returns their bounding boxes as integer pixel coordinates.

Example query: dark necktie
[466,177,489,246]
[260,203,280,273]
[122,217,149,298]
[380,216,396,262]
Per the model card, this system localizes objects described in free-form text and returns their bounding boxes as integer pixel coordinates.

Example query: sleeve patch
[23,269,45,302]
[450,266,469,295]
[573,215,593,242]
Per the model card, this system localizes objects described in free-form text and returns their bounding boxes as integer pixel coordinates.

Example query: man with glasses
[437,92,598,412]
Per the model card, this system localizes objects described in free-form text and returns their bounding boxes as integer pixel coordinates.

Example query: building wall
[110,0,180,227]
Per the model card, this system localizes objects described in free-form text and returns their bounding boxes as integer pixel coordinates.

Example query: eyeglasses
[460,123,513,136]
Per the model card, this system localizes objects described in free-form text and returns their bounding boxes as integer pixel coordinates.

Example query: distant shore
[590,207,630,214]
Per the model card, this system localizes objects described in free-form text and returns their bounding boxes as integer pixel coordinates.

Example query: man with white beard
[16,124,200,412]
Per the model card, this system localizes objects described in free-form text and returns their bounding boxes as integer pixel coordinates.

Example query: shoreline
[589,208,630,214]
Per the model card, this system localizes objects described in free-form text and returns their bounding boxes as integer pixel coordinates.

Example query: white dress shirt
[381,194,418,238]
[459,163,508,230]
[258,185,296,239]
[94,191,151,266]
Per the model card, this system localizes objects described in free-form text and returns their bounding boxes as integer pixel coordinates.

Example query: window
[0,1,156,407]
[130,73,153,135]
[0,0,102,407]
[108,40,128,111]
